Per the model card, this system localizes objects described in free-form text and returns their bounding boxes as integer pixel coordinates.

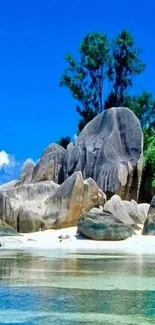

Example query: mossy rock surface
[77,211,134,241]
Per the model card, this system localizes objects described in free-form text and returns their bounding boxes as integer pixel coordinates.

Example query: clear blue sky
[0,0,155,182]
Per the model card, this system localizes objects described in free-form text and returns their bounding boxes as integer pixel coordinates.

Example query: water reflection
[0,252,155,285]
[0,252,155,324]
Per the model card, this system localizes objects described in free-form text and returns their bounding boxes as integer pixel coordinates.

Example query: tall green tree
[105,30,145,108]
[60,30,146,131]
[60,32,110,131]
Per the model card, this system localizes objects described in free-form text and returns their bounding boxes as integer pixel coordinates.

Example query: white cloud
[0,150,36,185]
[0,150,22,185]
[0,150,10,168]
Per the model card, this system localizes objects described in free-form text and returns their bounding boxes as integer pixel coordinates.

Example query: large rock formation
[45,171,106,229]
[20,160,36,184]
[0,107,144,233]
[0,181,59,232]
[77,210,134,241]
[0,172,106,232]
[31,143,66,184]
[104,195,146,225]
[59,107,143,200]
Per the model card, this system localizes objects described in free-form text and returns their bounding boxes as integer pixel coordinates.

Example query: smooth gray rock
[77,211,134,241]
[104,195,146,225]
[0,172,106,233]
[58,234,70,240]
[138,203,150,219]
[59,107,143,200]
[0,180,19,191]
[0,181,59,232]
[31,143,66,184]
[142,214,155,235]
[45,171,106,229]
[20,160,35,184]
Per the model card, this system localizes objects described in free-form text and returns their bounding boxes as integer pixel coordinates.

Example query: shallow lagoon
[0,250,155,324]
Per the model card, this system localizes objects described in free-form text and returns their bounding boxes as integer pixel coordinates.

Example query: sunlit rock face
[104,195,146,225]
[45,171,106,229]
[0,172,106,232]
[0,107,143,233]
[20,160,36,184]
[31,143,66,184]
[59,107,143,201]
[0,181,59,232]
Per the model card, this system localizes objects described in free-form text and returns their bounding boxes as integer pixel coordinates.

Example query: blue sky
[0,0,155,183]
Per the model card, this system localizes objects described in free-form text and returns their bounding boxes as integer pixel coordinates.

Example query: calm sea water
[0,250,155,325]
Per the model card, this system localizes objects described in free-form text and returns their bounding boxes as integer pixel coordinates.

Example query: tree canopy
[60,30,148,131]
[123,92,155,129]
[60,32,109,131]
[105,30,145,108]
[60,29,155,192]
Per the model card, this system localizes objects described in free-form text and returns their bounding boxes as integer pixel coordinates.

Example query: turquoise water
[0,250,155,324]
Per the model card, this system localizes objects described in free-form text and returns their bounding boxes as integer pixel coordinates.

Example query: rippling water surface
[0,250,155,324]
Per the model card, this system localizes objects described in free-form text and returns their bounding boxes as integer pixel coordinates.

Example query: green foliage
[143,129,155,188]
[57,136,70,149]
[122,92,155,129]
[60,30,146,131]
[60,32,110,131]
[105,30,145,108]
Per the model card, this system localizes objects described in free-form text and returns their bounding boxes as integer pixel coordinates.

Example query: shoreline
[0,226,155,256]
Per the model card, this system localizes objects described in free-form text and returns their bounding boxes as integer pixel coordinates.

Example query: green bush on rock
[143,129,155,189]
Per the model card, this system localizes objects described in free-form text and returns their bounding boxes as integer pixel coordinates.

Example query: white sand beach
[0,226,155,255]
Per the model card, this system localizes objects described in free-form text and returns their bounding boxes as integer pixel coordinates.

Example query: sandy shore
[0,226,155,255]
